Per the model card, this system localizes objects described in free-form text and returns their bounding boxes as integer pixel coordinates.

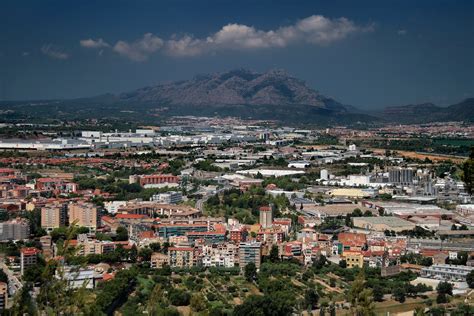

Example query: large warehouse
[352,216,416,232]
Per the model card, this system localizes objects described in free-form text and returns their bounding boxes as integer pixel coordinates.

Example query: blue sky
[0,0,473,109]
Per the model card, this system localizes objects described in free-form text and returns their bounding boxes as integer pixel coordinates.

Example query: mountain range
[382,98,474,124]
[0,69,472,126]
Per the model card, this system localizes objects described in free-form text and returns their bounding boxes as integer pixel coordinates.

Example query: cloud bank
[112,33,164,61]
[80,15,373,61]
[41,44,69,60]
[80,38,110,48]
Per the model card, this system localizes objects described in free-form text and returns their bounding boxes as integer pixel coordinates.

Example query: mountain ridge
[118,68,349,112]
[0,69,472,126]
[381,98,474,123]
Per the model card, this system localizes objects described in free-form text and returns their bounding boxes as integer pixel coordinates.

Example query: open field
[371,149,467,164]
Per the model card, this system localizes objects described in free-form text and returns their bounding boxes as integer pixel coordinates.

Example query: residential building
[150,252,169,268]
[168,247,195,268]
[337,232,367,253]
[201,244,237,268]
[72,234,115,256]
[342,251,364,268]
[156,223,208,239]
[40,235,53,258]
[20,247,40,275]
[239,241,262,270]
[259,206,273,229]
[150,192,182,204]
[41,202,68,231]
[229,226,248,243]
[0,218,30,241]
[61,267,102,289]
[421,264,474,282]
[130,174,180,188]
[69,202,98,231]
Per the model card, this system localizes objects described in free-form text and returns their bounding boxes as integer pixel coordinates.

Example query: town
[0,118,472,315]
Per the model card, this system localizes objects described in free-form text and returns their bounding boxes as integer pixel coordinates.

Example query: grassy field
[371,148,466,163]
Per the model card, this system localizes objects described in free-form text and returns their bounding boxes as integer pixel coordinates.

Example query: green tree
[190,293,207,312]
[461,148,474,195]
[467,270,474,288]
[436,281,453,304]
[244,262,257,282]
[393,286,406,303]
[372,285,384,302]
[139,247,152,261]
[115,226,129,241]
[304,288,319,310]
[129,244,138,263]
[453,303,474,315]
[10,283,36,315]
[269,245,280,263]
[348,270,375,316]
[168,288,191,306]
[437,281,453,296]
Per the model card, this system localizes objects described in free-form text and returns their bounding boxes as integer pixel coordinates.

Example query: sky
[0,0,473,109]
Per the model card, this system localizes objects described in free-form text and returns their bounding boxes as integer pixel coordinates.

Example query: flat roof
[353,216,415,227]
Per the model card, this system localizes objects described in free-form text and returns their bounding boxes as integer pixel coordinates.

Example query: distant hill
[0,69,378,126]
[114,68,374,125]
[0,69,471,126]
[382,98,474,123]
[119,68,348,112]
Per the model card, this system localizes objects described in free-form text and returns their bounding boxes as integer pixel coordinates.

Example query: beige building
[150,252,169,268]
[40,235,53,258]
[259,206,273,229]
[168,247,194,268]
[69,202,98,231]
[41,203,67,232]
[352,216,415,232]
[327,188,373,198]
[342,251,364,268]
[74,234,115,256]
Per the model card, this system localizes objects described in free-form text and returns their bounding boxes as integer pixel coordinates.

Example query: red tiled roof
[115,214,148,219]
[420,249,448,257]
[338,232,367,246]
[21,247,41,255]
[103,273,115,281]
[139,231,155,239]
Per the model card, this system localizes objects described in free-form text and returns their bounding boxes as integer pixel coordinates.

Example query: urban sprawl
[0,117,473,315]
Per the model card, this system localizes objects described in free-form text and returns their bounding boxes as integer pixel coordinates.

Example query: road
[0,261,22,296]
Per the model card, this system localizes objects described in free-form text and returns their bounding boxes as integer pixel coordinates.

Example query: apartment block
[239,241,262,270]
[168,247,195,268]
[0,218,30,241]
[20,247,41,275]
[68,202,98,232]
[41,202,68,231]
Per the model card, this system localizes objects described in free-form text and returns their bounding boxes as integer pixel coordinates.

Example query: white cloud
[41,44,69,60]
[22,52,30,57]
[397,29,407,35]
[165,15,372,57]
[93,14,372,60]
[80,38,110,48]
[113,33,164,61]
